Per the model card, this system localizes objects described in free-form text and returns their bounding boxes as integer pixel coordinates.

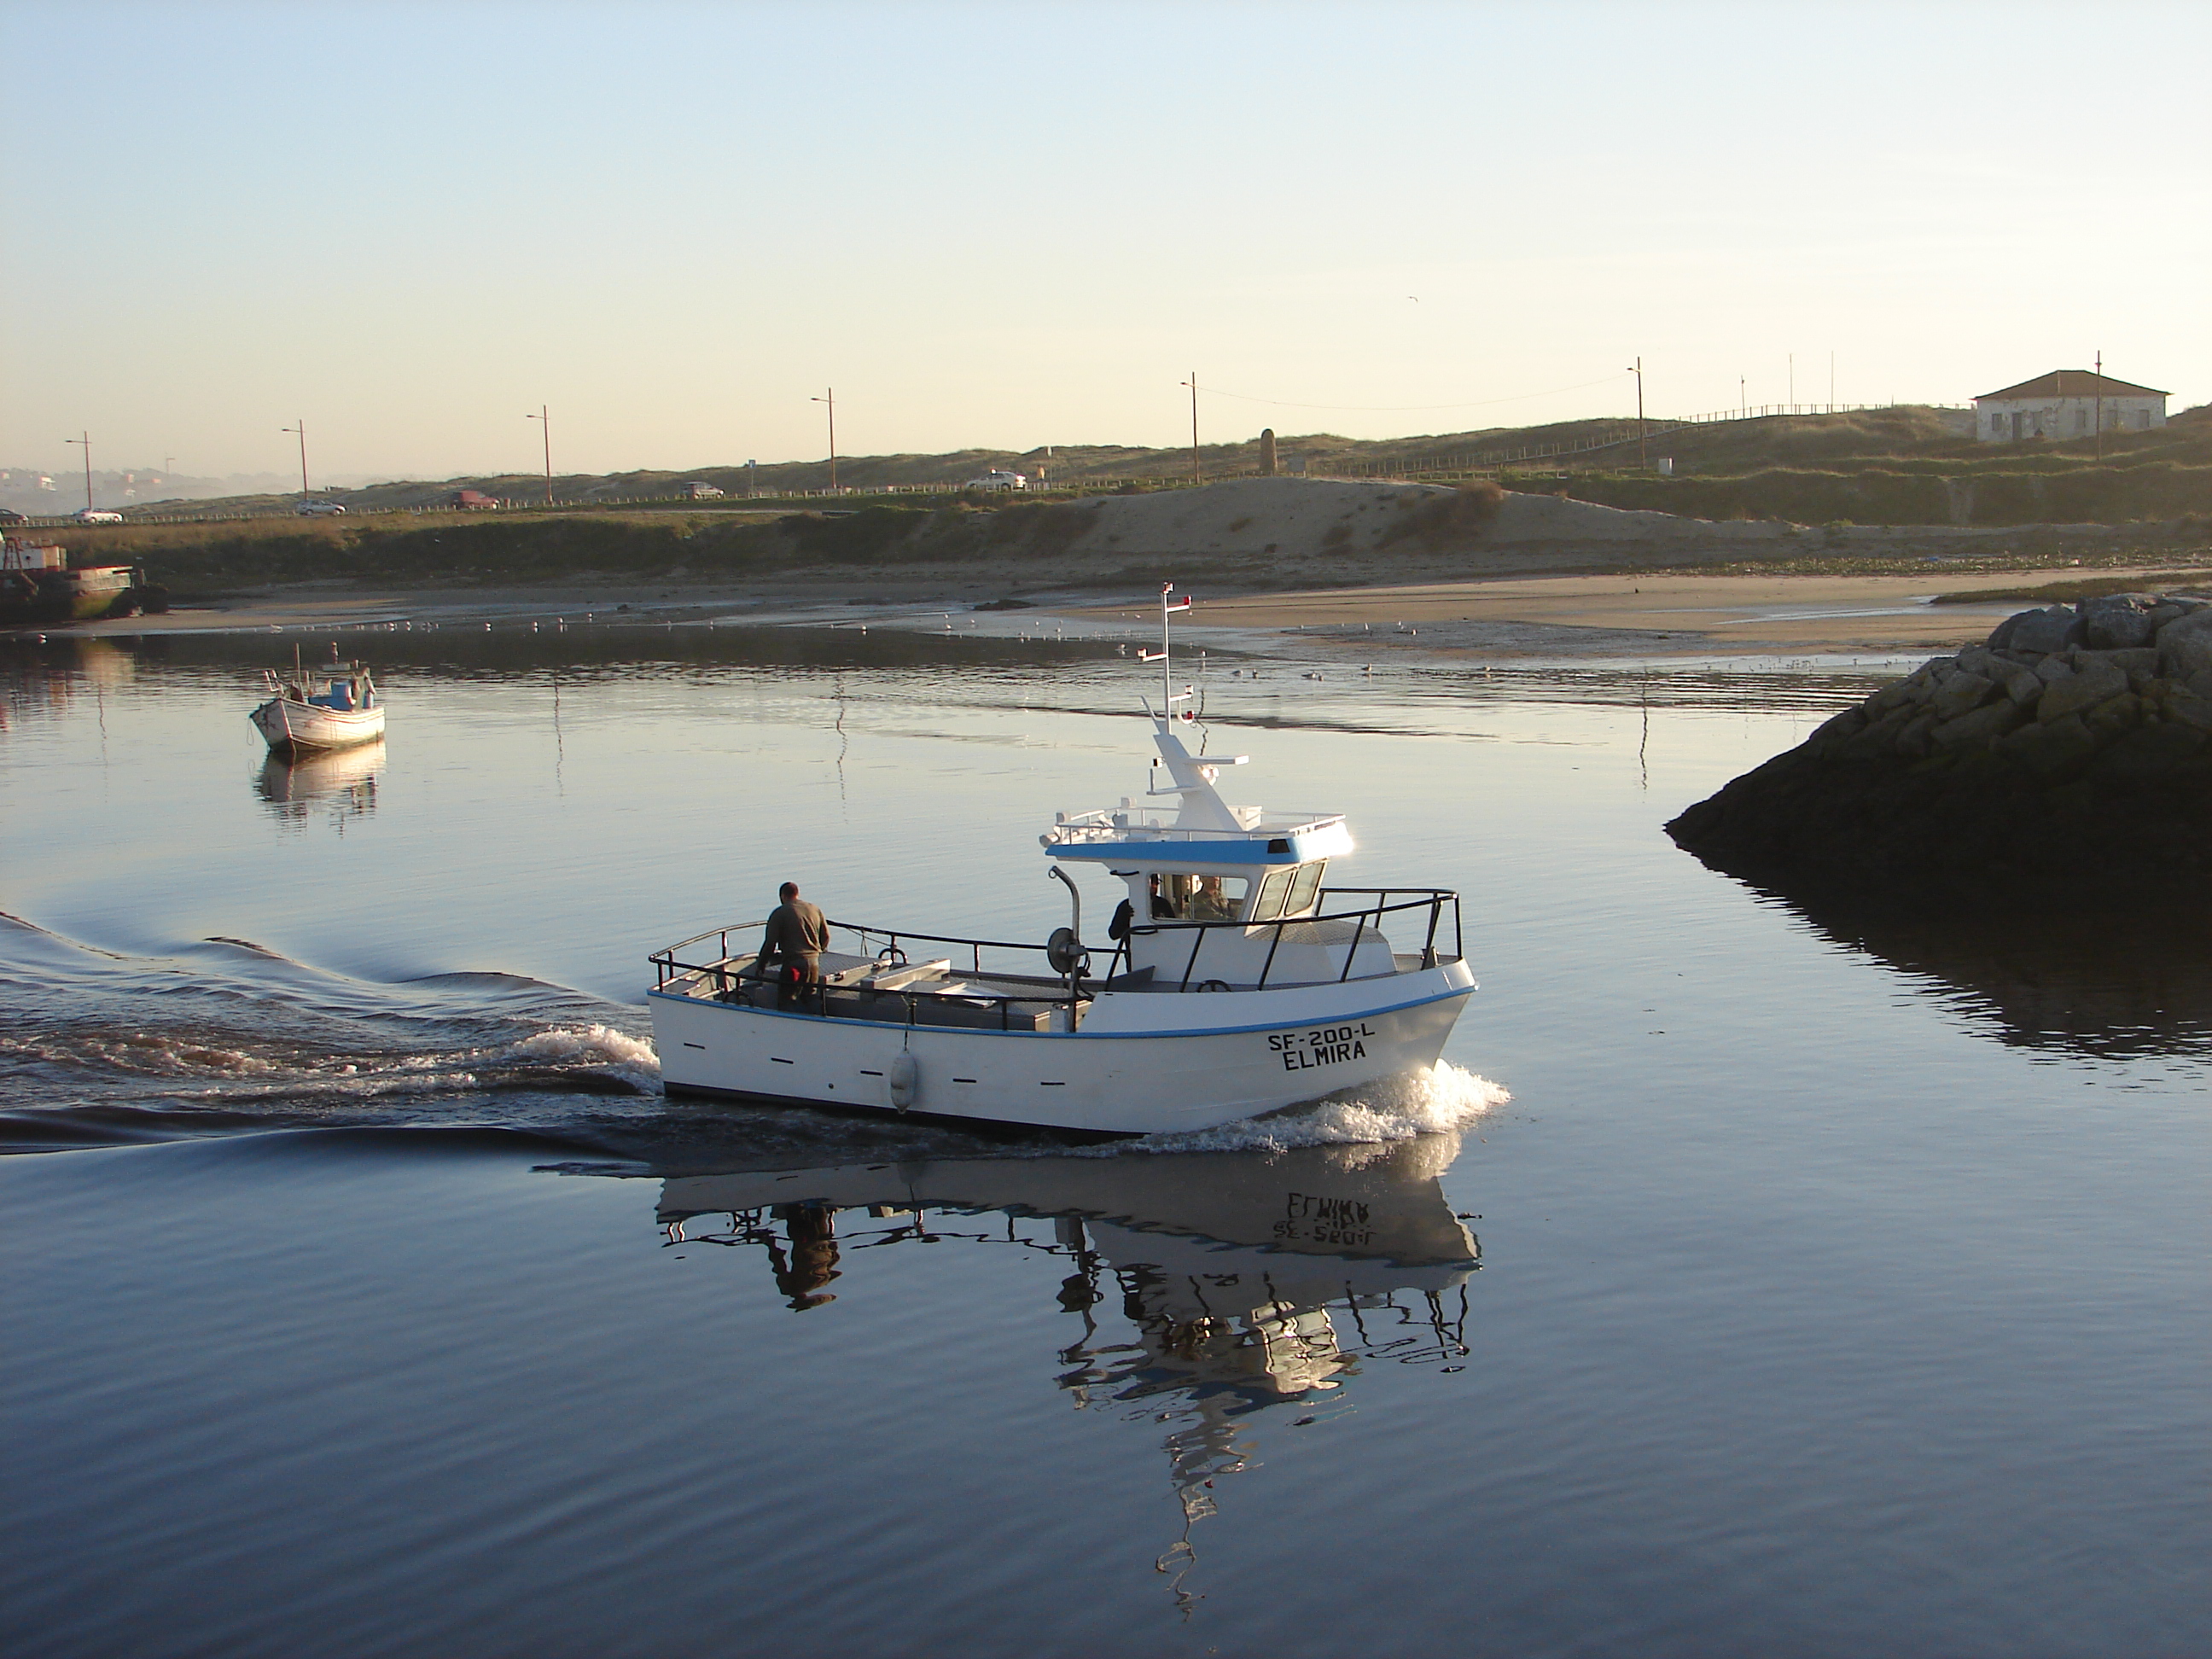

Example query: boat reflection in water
[657,1133,1479,1611]
[255,740,384,829]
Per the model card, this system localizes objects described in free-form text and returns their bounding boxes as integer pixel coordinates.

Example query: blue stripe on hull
[646,981,1473,1040]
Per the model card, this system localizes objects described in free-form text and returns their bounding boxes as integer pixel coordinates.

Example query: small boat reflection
[657,1134,1480,1611]
[255,740,384,827]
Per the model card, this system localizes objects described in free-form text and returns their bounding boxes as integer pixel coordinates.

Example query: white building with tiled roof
[1974,370,2166,444]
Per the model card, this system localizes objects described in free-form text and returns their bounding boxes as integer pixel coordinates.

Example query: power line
[1196,374,1625,413]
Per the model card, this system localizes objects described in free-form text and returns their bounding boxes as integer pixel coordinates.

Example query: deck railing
[649,888,1462,1018]
[650,918,1093,1029]
[1113,888,1462,992]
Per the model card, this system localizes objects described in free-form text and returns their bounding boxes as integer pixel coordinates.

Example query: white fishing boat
[248,657,384,755]
[648,585,1477,1137]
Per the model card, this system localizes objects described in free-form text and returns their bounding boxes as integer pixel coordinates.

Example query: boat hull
[249,696,386,755]
[0,567,156,625]
[649,961,1476,1136]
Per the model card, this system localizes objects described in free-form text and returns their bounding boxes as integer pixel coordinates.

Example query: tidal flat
[3,624,2207,1657]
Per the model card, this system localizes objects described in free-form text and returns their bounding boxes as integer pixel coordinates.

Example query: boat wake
[1104,1061,1509,1155]
[0,911,665,1153]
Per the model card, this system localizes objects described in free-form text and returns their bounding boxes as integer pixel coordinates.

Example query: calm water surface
[3,626,2207,1657]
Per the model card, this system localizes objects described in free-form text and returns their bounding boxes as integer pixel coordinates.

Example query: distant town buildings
[1974,370,2167,444]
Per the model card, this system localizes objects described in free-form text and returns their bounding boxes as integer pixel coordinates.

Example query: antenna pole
[1161,582,1173,713]
[1181,374,1201,483]
[526,406,552,505]
[282,418,309,498]
[2094,350,2104,462]
[812,388,837,492]
[1627,359,1645,468]
[66,431,91,510]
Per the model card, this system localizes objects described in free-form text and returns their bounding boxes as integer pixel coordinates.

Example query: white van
[963,470,1027,492]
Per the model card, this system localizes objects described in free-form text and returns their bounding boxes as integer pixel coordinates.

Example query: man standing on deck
[760,881,830,1007]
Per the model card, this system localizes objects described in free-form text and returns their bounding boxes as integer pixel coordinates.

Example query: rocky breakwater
[1668,591,2212,900]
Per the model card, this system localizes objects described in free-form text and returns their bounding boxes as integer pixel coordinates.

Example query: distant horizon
[0,393,2026,507]
[5,3,2205,480]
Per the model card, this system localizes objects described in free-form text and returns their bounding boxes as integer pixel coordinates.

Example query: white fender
[888,1051,918,1110]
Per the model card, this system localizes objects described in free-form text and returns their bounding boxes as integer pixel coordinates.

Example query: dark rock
[1803,707,1869,754]
[2165,691,2212,733]
[1999,663,2044,706]
[1930,671,1998,721]
[1840,707,1912,760]
[1894,710,1941,758]
[1930,700,2026,750]
[2075,647,2158,678]
[2082,692,2143,738]
[1994,712,2098,777]
[2080,592,2158,649]
[2159,609,2212,681]
[2007,606,2079,656]
[2038,660,2128,723]
[1668,593,2212,905]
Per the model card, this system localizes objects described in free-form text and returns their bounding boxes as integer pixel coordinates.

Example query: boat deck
[661,951,1089,1032]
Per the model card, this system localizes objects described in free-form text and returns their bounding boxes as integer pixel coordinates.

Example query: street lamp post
[281,419,310,498]
[64,431,92,511]
[811,390,837,492]
[1625,360,1645,469]
[526,406,552,506]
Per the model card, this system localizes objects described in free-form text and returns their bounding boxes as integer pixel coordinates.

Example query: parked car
[72,508,124,524]
[296,500,347,516]
[451,489,502,510]
[0,509,27,526]
[963,470,1027,492]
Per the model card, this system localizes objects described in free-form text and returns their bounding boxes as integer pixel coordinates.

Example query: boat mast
[1139,581,1192,720]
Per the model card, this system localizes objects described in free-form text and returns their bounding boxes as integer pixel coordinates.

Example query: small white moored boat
[648,586,1477,1137]
[249,660,384,755]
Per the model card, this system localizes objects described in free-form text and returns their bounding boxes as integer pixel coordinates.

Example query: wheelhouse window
[1249,861,1328,921]
[1152,872,1249,921]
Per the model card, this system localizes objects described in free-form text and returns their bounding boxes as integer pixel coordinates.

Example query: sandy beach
[17,560,2210,662]
[1059,565,2212,660]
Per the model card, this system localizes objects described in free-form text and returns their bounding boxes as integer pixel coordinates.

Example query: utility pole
[1740,375,1747,418]
[527,405,552,505]
[1789,352,1795,411]
[65,431,91,510]
[811,389,837,492]
[282,419,310,498]
[2094,349,2104,461]
[1179,373,1202,483]
[162,454,175,480]
[1627,358,1645,469]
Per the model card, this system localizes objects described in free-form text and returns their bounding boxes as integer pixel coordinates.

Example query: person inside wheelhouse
[1111,864,1328,940]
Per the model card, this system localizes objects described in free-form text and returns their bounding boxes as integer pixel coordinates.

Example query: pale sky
[3,0,2207,481]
